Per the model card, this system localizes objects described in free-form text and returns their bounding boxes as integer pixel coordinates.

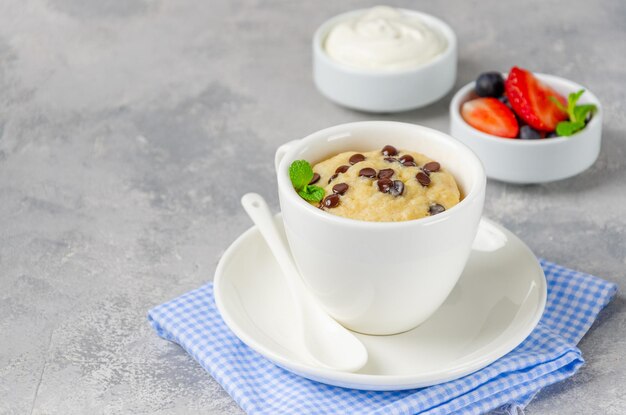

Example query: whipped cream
[324,6,447,71]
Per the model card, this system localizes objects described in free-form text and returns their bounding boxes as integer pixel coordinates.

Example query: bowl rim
[450,72,602,146]
[313,7,457,77]
[277,121,486,228]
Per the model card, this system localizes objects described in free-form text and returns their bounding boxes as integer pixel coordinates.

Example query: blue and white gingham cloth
[148,260,617,415]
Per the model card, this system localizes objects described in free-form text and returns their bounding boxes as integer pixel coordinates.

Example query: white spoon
[241,193,368,372]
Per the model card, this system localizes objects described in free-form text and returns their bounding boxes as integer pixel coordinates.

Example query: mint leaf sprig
[289,160,325,203]
[549,89,597,136]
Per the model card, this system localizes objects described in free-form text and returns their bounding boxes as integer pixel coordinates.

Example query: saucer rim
[214,216,547,390]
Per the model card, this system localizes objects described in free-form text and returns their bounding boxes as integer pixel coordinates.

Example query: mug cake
[298,145,460,222]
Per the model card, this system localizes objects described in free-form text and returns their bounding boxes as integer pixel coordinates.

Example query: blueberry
[520,125,541,140]
[475,72,505,98]
[546,131,558,138]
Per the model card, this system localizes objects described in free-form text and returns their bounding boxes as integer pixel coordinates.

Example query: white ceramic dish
[450,73,602,184]
[275,121,485,335]
[214,216,547,390]
[313,9,457,113]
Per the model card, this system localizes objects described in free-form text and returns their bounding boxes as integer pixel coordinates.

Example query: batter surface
[310,145,460,222]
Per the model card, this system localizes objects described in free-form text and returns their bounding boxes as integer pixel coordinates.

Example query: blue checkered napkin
[148,260,616,415]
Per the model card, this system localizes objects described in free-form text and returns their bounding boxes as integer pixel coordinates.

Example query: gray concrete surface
[1,0,624,414]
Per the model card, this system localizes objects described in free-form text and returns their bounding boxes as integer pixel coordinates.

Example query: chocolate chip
[359,167,376,178]
[335,165,350,174]
[378,168,395,179]
[416,171,431,186]
[423,161,440,173]
[384,157,398,163]
[420,168,430,176]
[390,180,404,197]
[381,145,398,156]
[309,173,320,185]
[377,178,404,197]
[377,178,392,193]
[332,183,349,195]
[322,193,340,208]
[429,204,445,215]
[328,173,338,184]
[349,154,365,165]
[399,155,417,167]
[399,154,414,164]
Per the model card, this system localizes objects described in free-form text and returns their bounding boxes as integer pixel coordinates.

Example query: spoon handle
[240,193,368,372]
[240,193,305,296]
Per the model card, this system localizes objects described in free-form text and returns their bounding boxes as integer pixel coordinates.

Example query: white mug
[276,121,486,335]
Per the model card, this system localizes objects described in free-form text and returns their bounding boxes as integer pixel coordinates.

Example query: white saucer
[214,216,547,391]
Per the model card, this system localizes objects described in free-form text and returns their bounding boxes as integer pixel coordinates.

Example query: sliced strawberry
[505,67,568,131]
[461,97,519,138]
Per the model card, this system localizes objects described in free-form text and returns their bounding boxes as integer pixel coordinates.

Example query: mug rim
[277,121,486,228]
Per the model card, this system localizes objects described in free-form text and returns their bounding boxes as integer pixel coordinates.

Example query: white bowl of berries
[449,67,602,184]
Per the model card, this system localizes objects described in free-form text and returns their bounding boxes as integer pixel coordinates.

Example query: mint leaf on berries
[556,121,584,137]
[550,89,597,136]
[573,104,596,123]
[289,160,325,203]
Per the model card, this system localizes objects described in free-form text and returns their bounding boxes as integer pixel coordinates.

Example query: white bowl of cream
[313,6,457,113]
